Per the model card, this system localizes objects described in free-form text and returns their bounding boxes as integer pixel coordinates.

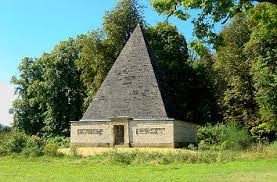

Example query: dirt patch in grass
[59,147,185,156]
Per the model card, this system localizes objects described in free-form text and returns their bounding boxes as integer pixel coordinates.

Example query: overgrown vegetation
[90,150,235,165]
[197,123,253,150]
[0,130,68,157]
[1,136,276,165]
[90,142,277,165]
[0,124,11,144]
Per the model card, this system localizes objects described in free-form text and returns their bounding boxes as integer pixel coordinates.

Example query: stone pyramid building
[70,24,196,148]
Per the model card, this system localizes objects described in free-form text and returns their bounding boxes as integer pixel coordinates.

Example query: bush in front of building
[43,143,60,156]
[45,136,70,148]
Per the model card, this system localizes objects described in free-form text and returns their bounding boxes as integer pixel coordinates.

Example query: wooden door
[114,125,124,145]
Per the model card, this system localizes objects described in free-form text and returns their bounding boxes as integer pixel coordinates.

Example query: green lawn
[0,157,276,182]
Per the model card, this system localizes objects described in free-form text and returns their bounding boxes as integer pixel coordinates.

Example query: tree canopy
[151,0,276,45]
[11,40,85,136]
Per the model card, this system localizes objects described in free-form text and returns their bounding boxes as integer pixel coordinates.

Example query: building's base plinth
[71,142,196,148]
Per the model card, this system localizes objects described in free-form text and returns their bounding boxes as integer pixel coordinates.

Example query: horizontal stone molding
[71,143,113,147]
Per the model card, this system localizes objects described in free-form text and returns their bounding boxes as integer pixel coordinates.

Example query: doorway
[114,125,124,145]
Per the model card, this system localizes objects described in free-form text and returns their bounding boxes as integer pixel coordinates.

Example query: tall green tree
[213,13,258,127]
[245,3,277,139]
[10,57,45,135]
[103,0,144,55]
[146,23,217,123]
[11,39,86,136]
[41,39,86,136]
[146,22,188,69]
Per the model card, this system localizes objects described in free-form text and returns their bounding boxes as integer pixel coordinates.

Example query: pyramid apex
[133,23,143,32]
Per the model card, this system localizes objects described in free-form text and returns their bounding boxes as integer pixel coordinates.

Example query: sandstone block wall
[70,121,113,146]
[70,120,196,148]
[129,120,174,147]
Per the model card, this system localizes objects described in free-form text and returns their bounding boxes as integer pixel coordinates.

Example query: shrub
[0,125,12,146]
[221,123,253,150]
[0,130,29,155]
[0,133,8,145]
[187,144,197,151]
[43,142,59,156]
[0,131,69,157]
[22,135,45,157]
[197,123,253,150]
[45,136,70,148]
[197,124,225,145]
[251,123,277,143]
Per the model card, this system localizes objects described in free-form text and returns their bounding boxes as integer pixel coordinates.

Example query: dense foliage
[245,3,277,141]
[9,0,276,142]
[10,41,85,136]
[151,0,276,45]
[212,3,276,141]
[0,130,68,157]
[213,13,257,128]
[197,123,253,150]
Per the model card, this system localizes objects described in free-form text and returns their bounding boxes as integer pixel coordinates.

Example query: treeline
[0,124,11,133]
[10,0,276,142]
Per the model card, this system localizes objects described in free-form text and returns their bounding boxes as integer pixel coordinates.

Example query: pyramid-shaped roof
[81,24,176,121]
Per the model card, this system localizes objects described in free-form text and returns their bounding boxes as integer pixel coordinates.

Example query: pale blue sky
[0,0,200,83]
[0,0,221,125]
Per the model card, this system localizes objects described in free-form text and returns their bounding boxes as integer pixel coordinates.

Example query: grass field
[0,156,276,182]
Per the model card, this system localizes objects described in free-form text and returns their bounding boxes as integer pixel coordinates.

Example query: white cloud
[0,82,15,126]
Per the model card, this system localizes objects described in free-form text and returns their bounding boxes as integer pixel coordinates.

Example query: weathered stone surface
[129,120,174,145]
[81,24,174,120]
[71,120,175,147]
[71,121,113,145]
